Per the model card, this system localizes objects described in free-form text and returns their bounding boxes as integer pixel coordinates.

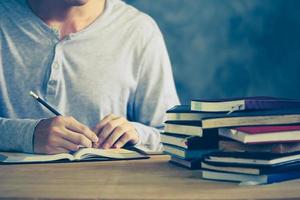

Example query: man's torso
[0,0,154,127]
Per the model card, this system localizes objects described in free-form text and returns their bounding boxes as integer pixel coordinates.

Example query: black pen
[29,91,62,116]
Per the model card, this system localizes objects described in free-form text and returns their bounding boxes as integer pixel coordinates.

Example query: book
[219,140,300,154]
[191,96,300,112]
[201,169,300,185]
[161,132,218,150]
[219,125,300,144]
[201,161,300,175]
[0,148,147,164]
[200,108,300,129]
[164,121,203,136]
[203,151,300,166]
[166,105,224,121]
[169,156,202,169]
[163,144,216,160]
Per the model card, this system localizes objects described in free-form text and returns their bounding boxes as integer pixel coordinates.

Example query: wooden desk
[0,155,300,200]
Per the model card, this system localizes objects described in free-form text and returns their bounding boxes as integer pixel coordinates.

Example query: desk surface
[1,155,300,200]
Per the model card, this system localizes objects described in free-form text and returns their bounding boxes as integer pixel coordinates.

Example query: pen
[29,91,62,116]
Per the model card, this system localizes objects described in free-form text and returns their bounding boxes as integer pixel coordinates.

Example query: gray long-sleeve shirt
[0,0,180,153]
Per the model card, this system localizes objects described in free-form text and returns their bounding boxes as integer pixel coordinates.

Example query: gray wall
[126,0,300,104]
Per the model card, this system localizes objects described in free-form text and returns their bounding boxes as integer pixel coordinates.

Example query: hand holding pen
[30,91,98,154]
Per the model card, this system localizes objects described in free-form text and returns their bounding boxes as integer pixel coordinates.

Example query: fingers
[93,114,118,134]
[65,117,98,143]
[93,114,118,147]
[95,115,139,149]
[54,137,80,151]
[50,118,94,148]
[60,128,93,148]
[34,116,97,155]
[93,114,139,149]
[113,131,133,149]
[97,117,126,147]
[48,129,88,150]
[101,123,132,149]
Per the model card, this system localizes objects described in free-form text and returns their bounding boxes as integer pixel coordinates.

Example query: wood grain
[0,155,300,200]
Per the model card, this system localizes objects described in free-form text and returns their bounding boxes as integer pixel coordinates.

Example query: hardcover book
[0,148,147,164]
[203,151,300,166]
[161,131,218,150]
[219,140,300,154]
[200,108,300,129]
[166,105,224,121]
[218,125,300,144]
[163,144,216,160]
[191,96,300,112]
[169,156,202,169]
[201,169,300,185]
[164,121,203,136]
[201,160,300,175]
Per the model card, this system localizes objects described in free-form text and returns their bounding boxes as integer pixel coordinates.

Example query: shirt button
[49,80,57,85]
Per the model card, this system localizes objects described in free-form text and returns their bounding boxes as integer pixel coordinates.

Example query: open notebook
[0,148,148,164]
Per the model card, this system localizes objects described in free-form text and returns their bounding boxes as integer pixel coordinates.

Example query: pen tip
[29,91,39,99]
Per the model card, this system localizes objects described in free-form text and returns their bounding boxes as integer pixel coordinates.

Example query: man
[0,0,179,154]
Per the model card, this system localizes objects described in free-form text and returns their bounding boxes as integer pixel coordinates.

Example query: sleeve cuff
[130,121,163,151]
[23,119,42,153]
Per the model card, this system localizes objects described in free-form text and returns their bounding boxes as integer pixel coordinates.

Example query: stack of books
[189,97,300,184]
[161,105,219,169]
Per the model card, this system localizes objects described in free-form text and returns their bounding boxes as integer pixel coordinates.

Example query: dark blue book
[169,156,202,169]
[201,160,300,175]
[163,144,216,160]
[161,132,218,150]
[203,151,300,166]
[202,170,300,185]
[166,105,225,121]
[191,96,300,112]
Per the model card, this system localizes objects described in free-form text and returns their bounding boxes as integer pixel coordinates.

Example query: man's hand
[93,114,139,149]
[34,116,98,154]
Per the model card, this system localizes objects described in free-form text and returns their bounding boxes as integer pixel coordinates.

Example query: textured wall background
[126,0,300,104]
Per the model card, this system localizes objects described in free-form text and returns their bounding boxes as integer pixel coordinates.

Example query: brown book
[219,140,300,154]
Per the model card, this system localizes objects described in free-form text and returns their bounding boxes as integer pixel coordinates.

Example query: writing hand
[34,116,98,154]
[93,114,139,149]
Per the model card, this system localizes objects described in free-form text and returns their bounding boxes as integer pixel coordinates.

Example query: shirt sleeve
[129,17,180,151]
[0,117,41,153]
